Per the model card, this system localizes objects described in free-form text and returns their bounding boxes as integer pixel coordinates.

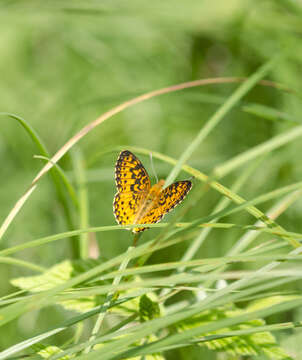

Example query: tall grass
[1,1,302,359]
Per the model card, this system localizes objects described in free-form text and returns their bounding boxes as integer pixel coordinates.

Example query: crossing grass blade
[165,54,283,186]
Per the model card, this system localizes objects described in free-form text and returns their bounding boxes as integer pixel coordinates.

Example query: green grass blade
[84,246,134,354]
[0,257,45,273]
[214,125,302,178]
[34,155,79,209]
[0,113,49,156]
[180,156,265,265]
[165,55,282,186]
[72,149,90,259]
[0,298,132,360]
[0,113,78,251]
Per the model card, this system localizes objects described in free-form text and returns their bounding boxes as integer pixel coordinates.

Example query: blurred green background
[1,0,302,356]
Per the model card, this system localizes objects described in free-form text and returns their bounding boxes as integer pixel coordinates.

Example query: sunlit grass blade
[201,189,302,291]
[120,318,302,358]
[1,222,300,338]
[84,246,134,354]
[242,103,301,124]
[0,256,45,273]
[72,298,302,360]
[179,156,265,266]
[0,297,133,360]
[34,155,78,209]
[88,253,302,282]
[229,189,302,256]
[214,125,302,178]
[1,220,302,260]
[37,277,300,360]
[71,148,90,259]
[0,113,48,155]
[165,54,283,186]
[0,113,78,252]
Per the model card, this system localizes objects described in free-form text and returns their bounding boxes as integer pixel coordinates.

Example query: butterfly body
[113,150,192,233]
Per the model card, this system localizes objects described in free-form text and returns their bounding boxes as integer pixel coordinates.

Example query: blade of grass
[43,276,299,360]
[72,296,302,360]
[0,296,133,360]
[243,102,301,124]
[230,189,302,256]
[55,269,302,301]
[34,155,78,209]
[0,233,199,328]
[202,180,302,223]
[121,298,302,359]
[214,125,302,178]
[72,149,90,259]
[0,113,79,256]
[120,318,302,358]
[84,246,134,354]
[165,55,282,186]
[1,220,296,337]
[90,253,302,282]
[0,113,49,156]
[0,220,301,260]
[180,156,265,265]
[0,257,45,273]
[202,189,302,290]
[80,245,302,359]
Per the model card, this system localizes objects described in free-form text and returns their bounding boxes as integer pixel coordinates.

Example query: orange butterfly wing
[113,150,150,227]
[135,180,192,232]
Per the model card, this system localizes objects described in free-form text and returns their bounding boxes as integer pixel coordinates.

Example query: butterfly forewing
[114,150,150,228]
[115,150,151,193]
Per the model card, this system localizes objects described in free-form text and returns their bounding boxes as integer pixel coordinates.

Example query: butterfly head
[155,179,165,189]
[148,179,165,199]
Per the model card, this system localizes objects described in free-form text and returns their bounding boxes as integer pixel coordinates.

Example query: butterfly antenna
[149,152,159,183]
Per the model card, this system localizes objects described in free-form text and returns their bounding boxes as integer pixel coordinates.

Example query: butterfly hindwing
[113,192,145,226]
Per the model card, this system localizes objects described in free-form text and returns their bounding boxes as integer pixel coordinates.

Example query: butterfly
[113,150,192,233]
